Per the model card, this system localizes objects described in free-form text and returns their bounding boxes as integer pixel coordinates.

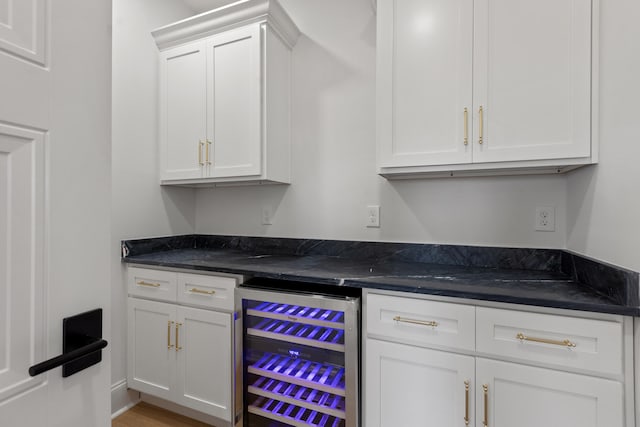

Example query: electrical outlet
[366,205,380,228]
[535,206,555,232]
[261,206,273,225]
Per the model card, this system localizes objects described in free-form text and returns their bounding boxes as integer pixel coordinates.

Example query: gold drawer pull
[198,140,205,166]
[464,380,470,425]
[463,107,469,146]
[206,140,212,165]
[175,322,182,351]
[482,384,488,427]
[167,321,174,349]
[393,316,438,328]
[516,332,576,348]
[190,288,215,295]
[478,105,484,144]
[137,280,160,288]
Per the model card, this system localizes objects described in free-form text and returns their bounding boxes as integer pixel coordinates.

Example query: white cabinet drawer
[476,307,623,376]
[177,272,238,311]
[366,293,475,351]
[128,267,177,302]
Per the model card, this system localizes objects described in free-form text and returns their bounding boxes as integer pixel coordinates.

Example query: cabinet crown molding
[152,0,300,50]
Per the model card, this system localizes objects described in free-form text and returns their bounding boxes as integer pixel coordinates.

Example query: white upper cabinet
[206,26,261,179]
[154,0,299,186]
[377,0,597,178]
[472,0,592,164]
[161,42,207,181]
[377,0,473,168]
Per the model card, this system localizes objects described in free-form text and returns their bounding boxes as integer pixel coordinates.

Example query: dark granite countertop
[121,235,640,316]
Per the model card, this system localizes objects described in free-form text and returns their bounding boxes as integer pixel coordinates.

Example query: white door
[127,298,176,401]
[0,1,111,426]
[176,306,232,420]
[377,0,473,168]
[472,0,592,163]
[476,358,623,427]
[159,41,207,181]
[206,24,262,178]
[366,339,475,427]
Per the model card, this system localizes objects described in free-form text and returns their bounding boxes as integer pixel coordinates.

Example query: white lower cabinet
[477,358,622,427]
[177,306,232,419]
[127,267,240,422]
[128,298,175,401]
[366,343,622,427]
[365,291,629,427]
[367,339,475,427]
[128,298,233,420]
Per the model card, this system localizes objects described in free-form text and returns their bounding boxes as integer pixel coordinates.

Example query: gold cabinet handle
[516,332,577,348]
[478,106,484,144]
[464,380,470,425]
[198,140,205,166]
[393,316,438,328]
[463,107,469,146]
[167,320,174,349]
[175,322,182,351]
[137,280,160,288]
[189,288,215,295]
[206,140,212,165]
[483,384,488,427]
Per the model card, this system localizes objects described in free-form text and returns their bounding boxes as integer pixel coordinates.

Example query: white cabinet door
[472,0,592,163]
[160,41,207,181]
[127,298,176,401]
[176,306,233,420]
[377,0,473,168]
[366,339,475,427]
[206,25,262,178]
[476,358,623,427]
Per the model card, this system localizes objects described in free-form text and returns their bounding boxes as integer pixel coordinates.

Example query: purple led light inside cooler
[252,302,345,325]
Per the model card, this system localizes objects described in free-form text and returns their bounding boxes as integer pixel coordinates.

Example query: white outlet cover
[535,206,555,232]
[366,205,380,228]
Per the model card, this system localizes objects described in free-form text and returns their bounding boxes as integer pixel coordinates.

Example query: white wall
[566,0,640,272]
[110,0,639,416]
[194,0,568,250]
[111,0,196,412]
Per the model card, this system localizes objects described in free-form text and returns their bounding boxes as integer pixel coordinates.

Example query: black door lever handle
[29,339,108,376]
[28,308,107,378]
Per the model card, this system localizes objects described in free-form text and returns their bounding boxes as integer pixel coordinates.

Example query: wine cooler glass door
[239,288,358,427]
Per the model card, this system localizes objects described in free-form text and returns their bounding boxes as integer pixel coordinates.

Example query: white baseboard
[111,379,140,419]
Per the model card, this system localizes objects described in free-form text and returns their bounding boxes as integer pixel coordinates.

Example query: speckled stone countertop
[121,235,640,316]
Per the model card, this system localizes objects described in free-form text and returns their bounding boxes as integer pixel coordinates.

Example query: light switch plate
[261,206,273,225]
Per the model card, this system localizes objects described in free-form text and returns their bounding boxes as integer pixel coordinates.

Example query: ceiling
[182,0,237,13]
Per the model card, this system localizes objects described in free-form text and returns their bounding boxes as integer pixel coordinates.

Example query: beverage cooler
[236,282,360,427]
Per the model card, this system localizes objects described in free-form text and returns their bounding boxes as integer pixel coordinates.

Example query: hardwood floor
[112,402,216,427]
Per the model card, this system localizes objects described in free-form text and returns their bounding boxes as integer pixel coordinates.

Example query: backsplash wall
[195,0,640,273]
[194,0,568,251]
[565,0,640,272]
